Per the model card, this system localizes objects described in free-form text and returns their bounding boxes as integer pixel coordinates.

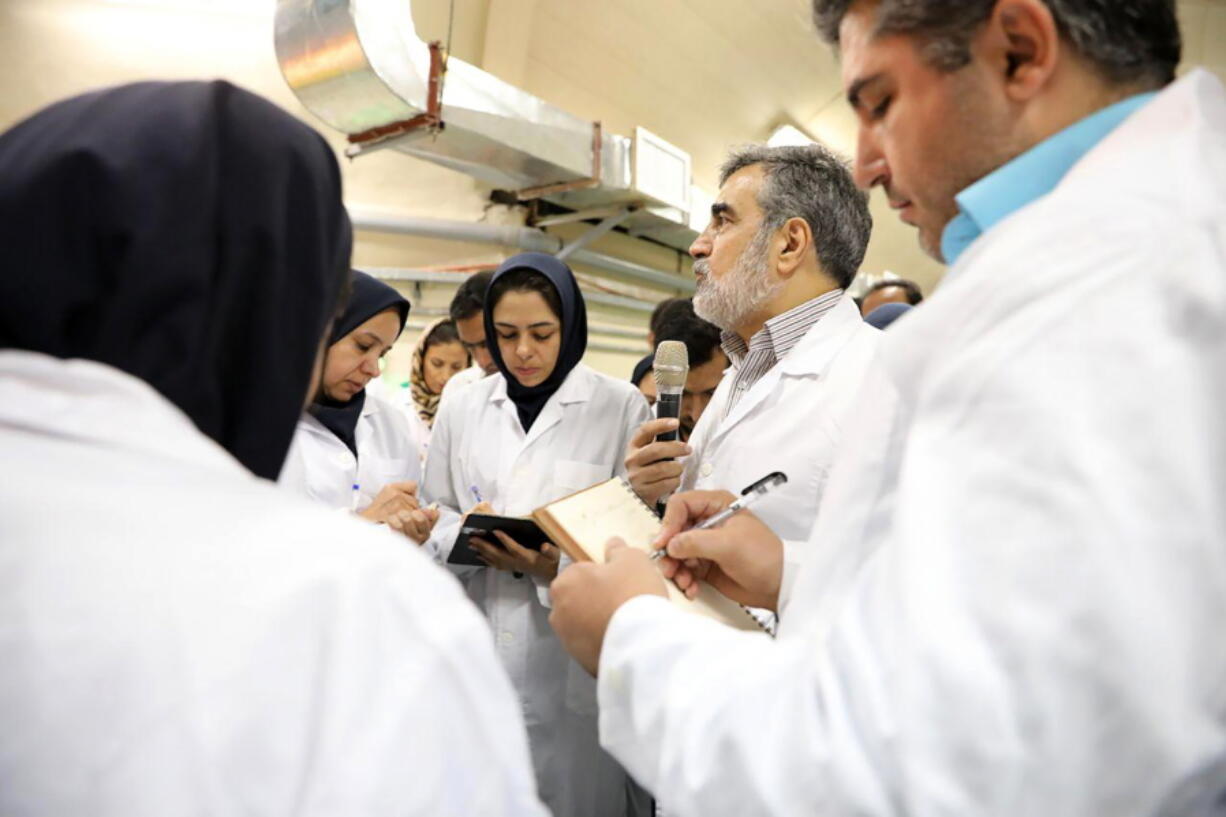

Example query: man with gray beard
[625,143,880,572]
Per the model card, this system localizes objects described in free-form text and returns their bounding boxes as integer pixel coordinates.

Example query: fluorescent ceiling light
[101,0,268,14]
[767,124,816,148]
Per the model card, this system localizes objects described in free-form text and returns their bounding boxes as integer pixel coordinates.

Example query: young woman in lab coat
[280,271,436,541]
[402,317,470,464]
[423,252,653,817]
[0,80,546,815]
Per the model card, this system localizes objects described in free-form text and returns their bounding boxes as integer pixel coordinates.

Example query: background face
[322,309,400,402]
[455,313,498,375]
[681,350,728,440]
[423,340,469,393]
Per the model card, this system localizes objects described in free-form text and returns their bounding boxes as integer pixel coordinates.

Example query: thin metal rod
[556,208,635,262]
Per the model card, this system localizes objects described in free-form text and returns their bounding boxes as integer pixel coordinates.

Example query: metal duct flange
[276,0,701,253]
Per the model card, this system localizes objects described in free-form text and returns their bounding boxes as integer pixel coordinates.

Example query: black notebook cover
[447,514,550,566]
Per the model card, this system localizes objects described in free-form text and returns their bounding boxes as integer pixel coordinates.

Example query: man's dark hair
[655,300,723,368]
[649,297,688,337]
[811,0,1180,88]
[449,270,494,322]
[719,143,871,290]
[865,278,924,305]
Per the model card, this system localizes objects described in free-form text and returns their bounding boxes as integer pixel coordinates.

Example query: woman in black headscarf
[0,81,547,815]
[421,252,653,817]
[279,269,438,542]
[0,81,350,477]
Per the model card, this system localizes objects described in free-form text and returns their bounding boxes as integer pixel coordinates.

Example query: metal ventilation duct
[274,0,700,252]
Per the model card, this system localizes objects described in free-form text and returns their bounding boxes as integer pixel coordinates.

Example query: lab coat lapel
[709,298,862,448]
[488,366,591,459]
[711,364,781,446]
[521,366,590,450]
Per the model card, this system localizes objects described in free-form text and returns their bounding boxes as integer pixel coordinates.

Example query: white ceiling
[413,0,1226,294]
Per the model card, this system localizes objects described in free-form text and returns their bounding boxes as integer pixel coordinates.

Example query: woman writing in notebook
[280,270,437,542]
[422,252,652,817]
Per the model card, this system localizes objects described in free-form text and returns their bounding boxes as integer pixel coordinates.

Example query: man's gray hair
[719,143,871,290]
[811,0,1180,88]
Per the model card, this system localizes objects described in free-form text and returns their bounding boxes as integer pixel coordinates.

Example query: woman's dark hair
[487,267,564,321]
[423,319,463,351]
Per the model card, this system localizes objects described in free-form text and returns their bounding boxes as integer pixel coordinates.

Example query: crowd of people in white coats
[2,0,1224,814]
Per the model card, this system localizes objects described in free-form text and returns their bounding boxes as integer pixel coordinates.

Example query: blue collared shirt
[940,92,1156,266]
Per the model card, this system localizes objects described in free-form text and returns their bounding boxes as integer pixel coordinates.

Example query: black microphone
[653,340,689,443]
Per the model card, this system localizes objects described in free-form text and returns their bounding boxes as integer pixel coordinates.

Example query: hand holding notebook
[533,478,765,632]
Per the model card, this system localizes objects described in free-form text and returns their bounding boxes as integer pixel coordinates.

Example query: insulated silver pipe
[367,267,657,314]
[349,207,694,294]
[349,208,560,254]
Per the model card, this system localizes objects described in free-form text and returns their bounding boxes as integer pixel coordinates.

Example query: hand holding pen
[649,472,786,560]
[648,473,789,611]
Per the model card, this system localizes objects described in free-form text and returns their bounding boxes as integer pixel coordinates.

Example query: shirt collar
[720,289,844,367]
[941,92,1156,266]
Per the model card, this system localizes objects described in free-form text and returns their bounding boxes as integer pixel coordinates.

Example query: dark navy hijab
[309,270,409,455]
[864,302,913,330]
[0,80,351,480]
[484,253,588,432]
[631,354,654,388]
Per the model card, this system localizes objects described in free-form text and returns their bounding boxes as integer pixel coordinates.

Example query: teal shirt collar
[940,92,1156,265]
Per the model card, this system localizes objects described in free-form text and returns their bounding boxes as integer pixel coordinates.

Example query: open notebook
[533,478,765,632]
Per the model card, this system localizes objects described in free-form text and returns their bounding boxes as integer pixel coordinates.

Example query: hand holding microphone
[624,341,692,505]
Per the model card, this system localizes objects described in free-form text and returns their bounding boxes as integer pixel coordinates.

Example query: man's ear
[775,216,813,279]
[977,0,1061,102]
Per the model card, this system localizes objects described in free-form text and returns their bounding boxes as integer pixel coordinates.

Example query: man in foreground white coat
[549,0,1226,814]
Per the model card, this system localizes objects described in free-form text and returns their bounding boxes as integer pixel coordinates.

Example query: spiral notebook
[532,478,765,632]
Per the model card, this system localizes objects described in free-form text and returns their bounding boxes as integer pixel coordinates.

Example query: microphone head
[653,340,689,390]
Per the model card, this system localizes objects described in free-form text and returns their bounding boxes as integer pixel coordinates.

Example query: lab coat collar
[715,297,867,439]
[941,91,1156,265]
[882,70,1226,408]
[488,363,593,407]
[490,364,594,448]
[0,350,249,478]
[302,389,379,429]
[1058,69,1224,209]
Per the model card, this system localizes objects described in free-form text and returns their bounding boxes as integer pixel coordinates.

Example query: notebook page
[540,479,762,632]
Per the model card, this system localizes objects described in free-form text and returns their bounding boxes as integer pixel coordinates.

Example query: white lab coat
[441,363,487,398]
[0,351,547,816]
[279,391,421,512]
[594,70,1226,816]
[423,363,653,817]
[681,295,880,587]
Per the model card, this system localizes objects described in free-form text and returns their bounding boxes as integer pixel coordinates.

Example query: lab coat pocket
[554,459,608,494]
[361,455,416,504]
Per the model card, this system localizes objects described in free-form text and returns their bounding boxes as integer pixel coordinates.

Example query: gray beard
[692,225,784,331]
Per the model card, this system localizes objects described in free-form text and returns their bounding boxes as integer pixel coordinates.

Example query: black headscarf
[309,270,409,455]
[0,80,351,480]
[484,252,588,432]
[631,354,654,387]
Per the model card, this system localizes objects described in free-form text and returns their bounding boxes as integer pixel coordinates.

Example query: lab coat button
[699,462,714,478]
[499,631,515,645]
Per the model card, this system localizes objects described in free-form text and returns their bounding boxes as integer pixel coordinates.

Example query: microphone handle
[655,391,682,443]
